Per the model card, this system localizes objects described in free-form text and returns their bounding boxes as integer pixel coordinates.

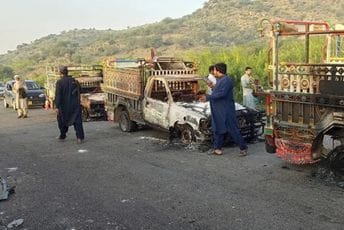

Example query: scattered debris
[5,168,18,173]
[337,181,344,188]
[0,178,15,201]
[85,219,94,224]
[7,219,24,229]
[78,149,88,153]
[184,144,196,151]
[310,162,344,189]
[311,166,336,182]
[198,143,211,153]
[139,136,166,142]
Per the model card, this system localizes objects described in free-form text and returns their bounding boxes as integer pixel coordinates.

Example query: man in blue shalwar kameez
[200,63,247,156]
[55,66,85,143]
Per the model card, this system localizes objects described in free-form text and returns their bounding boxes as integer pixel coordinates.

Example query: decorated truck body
[45,65,106,121]
[258,19,344,173]
[102,55,264,145]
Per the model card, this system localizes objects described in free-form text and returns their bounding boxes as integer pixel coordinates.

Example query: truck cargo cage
[258,19,344,166]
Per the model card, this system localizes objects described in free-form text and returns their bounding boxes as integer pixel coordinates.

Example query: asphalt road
[0,102,343,230]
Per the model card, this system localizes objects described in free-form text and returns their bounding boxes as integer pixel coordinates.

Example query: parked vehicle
[102,55,264,145]
[45,65,106,121]
[0,81,4,98]
[3,80,45,109]
[257,19,344,174]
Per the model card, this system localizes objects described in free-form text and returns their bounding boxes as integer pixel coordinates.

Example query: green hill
[0,0,343,82]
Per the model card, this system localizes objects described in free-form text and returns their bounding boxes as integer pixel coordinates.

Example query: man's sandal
[213,149,223,155]
[239,149,248,157]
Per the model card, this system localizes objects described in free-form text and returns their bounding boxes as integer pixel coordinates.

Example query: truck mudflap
[275,138,319,164]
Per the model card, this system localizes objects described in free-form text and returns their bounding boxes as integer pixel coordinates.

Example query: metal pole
[272,32,279,91]
[305,25,310,63]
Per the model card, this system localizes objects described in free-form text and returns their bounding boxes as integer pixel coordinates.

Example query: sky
[0,0,205,54]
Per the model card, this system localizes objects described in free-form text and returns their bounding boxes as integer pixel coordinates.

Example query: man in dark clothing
[55,66,85,143]
[199,63,247,156]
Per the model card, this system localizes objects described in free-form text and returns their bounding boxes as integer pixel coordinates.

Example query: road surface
[0,102,343,230]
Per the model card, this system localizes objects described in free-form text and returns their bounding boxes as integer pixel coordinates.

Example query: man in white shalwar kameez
[13,75,28,118]
[241,67,257,110]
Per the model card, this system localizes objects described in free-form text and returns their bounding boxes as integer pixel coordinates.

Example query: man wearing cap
[199,63,248,156]
[55,66,85,143]
[13,75,28,118]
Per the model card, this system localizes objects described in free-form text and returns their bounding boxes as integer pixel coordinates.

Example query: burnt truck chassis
[235,107,265,143]
[181,104,265,146]
[103,56,265,147]
[78,77,107,121]
[80,93,107,121]
[45,66,107,121]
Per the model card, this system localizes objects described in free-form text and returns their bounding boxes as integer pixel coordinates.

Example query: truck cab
[103,56,211,144]
[142,73,210,144]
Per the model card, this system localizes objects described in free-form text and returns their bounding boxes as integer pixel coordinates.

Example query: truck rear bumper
[275,138,319,164]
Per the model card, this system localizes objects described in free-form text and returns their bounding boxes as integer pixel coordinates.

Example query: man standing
[200,63,247,156]
[241,67,257,110]
[55,66,84,143]
[13,75,28,118]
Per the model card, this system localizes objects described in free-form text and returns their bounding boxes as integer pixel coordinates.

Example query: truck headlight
[39,94,45,98]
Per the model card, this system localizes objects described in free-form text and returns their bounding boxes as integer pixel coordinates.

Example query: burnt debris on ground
[0,177,15,201]
[310,161,344,189]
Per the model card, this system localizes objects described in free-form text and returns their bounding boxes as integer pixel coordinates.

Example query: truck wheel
[265,138,276,153]
[82,108,90,122]
[329,145,344,178]
[3,99,9,108]
[119,110,137,132]
[180,125,195,145]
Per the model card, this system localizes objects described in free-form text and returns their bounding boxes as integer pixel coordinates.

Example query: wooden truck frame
[102,55,264,145]
[45,65,106,121]
[258,19,344,175]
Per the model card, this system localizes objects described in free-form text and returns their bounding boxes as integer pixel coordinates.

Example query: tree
[0,66,14,82]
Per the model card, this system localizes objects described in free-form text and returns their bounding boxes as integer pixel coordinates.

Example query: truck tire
[265,138,276,153]
[180,125,195,145]
[119,110,137,132]
[4,99,9,108]
[82,107,90,122]
[329,145,344,178]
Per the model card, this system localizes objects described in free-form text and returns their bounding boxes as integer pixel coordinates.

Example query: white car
[0,81,4,98]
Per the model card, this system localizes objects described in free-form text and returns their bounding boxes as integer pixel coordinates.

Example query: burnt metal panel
[319,79,344,96]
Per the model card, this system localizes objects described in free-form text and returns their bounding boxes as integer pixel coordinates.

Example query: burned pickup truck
[45,65,106,121]
[102,55,264,145]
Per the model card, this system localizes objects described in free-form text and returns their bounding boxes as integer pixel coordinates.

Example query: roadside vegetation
[0,0,340,101]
